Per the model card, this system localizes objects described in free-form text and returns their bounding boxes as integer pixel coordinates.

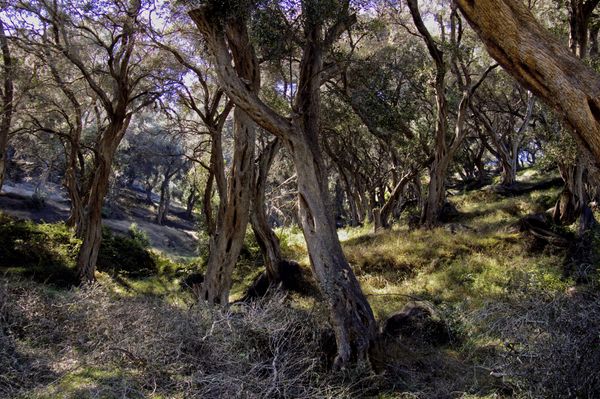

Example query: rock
[382,301,450,346]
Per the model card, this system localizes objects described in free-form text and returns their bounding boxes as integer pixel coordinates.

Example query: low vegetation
[1,173,598,398]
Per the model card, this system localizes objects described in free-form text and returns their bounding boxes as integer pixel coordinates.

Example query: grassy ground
[1,169,599,398]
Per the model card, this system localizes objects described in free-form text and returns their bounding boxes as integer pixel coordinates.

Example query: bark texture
[250,138,284,282]
[190,4,377,368]
[77,119,131,282]
[200,18,258,305]
[0,20,14,192]
[455,0,600,167]
[373,171,415,231]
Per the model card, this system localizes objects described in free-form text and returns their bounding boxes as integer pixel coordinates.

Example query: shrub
[127,223,150,248]
[98,227,158,277]
[0,213,79,287]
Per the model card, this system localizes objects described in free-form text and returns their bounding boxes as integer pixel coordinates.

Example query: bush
[98,227,158,277]
[127,223,150,248]
[0,213,79,287]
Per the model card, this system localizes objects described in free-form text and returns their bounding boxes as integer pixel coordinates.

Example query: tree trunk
[553,159,586,225]
[76,121,129,283]
[250,138,283,282]
[590,22,599,56]
[421,159,448,227]
[290,15,376,368]
[200,19,258,305]
[341,172,360,226]
[408,0,448,228]
[291,136,376,368]
[374,172,415,231]
[568,0,600,58]
[455,0,600,168]
[500,157,517,187]
[0,20,14,192]
[185,187,198,220]
[190,5,377,368]
[65,167,85,237]
[156,174,171,225]
[201,107,255,304]
[145,172,158,204]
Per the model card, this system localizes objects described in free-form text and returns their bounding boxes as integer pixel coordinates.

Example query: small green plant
[128,223,150,248]
[0,213,80,286]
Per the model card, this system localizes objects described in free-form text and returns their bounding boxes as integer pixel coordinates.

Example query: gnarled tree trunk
[77,120,129,282]
[190,4,377,368]
[200,19,258,305]
[185,187,198,220]
[553,158,587,225]
[201,108,256,304]
[0,20,14,192]
[455,0,600,168]
[373,171,415,232]
[250,138,283,282]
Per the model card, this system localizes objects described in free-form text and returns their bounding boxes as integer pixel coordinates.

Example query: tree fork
[190,4,377,367]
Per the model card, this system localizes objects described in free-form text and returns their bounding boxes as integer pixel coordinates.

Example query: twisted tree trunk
[250,138,283,282]
[77,119,130,283]
[373,171,416,231]
[185,187,198,220]
[190,4,377,368]
[200,19,258,305]
[0,20,14,192]
[455,0,600,167]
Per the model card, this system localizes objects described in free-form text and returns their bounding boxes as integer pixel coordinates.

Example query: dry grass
[2,170,599,398]
[0,279,372,399]
[465,285,600,398]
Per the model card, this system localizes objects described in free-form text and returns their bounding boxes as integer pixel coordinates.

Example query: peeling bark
[250,138,283,282]
[0,20,14,192]
[200,18,258,305]
[77,120,130,283]
[190,4,376,367]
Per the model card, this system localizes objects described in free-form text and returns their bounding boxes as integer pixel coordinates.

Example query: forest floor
[1,169,599,398]
[0,181,199,258]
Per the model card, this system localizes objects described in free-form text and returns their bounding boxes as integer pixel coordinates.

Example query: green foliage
[0,212,180,285]
[97,227,158,278]
[0,213,80,287]
[127,223,150,248]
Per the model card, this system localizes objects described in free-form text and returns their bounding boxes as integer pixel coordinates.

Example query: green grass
[340,180,570,321]
[3,169,598,397]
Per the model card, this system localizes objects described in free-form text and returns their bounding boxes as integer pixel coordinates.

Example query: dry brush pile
[0,279,370,398]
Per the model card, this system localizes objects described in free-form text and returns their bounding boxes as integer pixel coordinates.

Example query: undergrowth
[1,170,599,397]
[0,281,368,399]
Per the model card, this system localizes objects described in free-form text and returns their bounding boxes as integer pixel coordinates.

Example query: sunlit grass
[340,173,572,326]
